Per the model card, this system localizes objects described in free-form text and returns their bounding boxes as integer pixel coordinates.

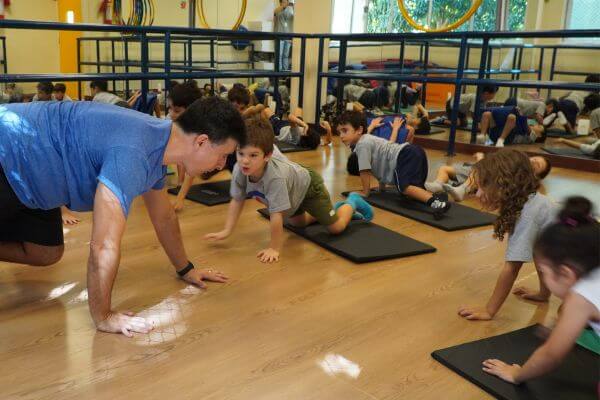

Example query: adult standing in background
[274,0,294,71]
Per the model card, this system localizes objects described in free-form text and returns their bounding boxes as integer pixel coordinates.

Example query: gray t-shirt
[230,155,310,216]
[449,93,478,115]
[590,108,600,131]
[355,134,409,185]
[274,5,294,33]
[506,193,557,262]
[344,84,368,102]
[517,98,545,117]
[276,125,303,145]
[93,91,123,105]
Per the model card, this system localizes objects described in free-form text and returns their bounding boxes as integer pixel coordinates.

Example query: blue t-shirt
[0,102,171,216]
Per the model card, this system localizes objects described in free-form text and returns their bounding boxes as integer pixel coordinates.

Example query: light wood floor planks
[1,138,598,400]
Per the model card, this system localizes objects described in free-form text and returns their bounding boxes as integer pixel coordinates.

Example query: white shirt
[572,268,600,335]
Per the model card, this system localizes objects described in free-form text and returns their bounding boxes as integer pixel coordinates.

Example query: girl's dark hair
[415,117,431,135]
[534,196,599,276]
[299,124,322,149]
[544,98,559,115]
[358,90,376,110]
[583,93,600,114]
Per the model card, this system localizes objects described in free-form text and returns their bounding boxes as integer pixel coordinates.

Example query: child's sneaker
[425,181,444,193]
[427,193,451,220]
[347,193,374,222]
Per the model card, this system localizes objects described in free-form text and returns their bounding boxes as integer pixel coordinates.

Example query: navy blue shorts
[393,144,429,192]
[488,106,529,144]
[558,99,579,128]
[269,115,290,137]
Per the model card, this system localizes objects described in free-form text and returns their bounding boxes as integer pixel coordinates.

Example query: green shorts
[292,167,338,226]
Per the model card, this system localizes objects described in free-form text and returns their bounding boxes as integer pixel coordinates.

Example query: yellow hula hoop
[397,0,482,32]
[196,0,248,30]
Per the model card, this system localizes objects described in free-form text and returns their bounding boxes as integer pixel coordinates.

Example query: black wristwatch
[176,261,195,277]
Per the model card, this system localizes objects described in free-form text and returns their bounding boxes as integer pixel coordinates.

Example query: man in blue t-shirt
[0,97,245,336]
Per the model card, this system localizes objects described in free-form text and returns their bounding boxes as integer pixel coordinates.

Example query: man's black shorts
[0,166,63,246]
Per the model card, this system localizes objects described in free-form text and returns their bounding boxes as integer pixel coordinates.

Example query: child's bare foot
[61,208,80,225]
[512,287,550,302]
[458,305,493,320]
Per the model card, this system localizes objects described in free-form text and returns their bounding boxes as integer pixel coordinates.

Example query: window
[566,0,600,30]
[363,0,527,33]
[331,0,367,34]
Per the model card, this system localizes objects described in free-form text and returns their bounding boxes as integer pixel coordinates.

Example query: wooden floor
[1,139,598,400]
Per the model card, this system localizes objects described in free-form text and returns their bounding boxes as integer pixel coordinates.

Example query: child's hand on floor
[457,305,493,320]
[474,152,485,161]
[257,248,279,263]
[204,230,231,241]
[482,359,522,384]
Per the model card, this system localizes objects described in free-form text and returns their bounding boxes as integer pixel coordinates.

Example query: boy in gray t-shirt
[205,118,373,263]
[337,110,450,219]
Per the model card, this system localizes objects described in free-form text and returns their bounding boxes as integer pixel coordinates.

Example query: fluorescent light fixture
[66,10,75,24]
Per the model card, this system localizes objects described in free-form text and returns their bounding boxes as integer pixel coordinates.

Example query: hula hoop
[197,0,248,30]
[397,0,482,32]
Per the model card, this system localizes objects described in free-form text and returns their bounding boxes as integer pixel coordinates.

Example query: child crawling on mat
[204,118,373,263]
[458,149,557,321]
[337,110,451,219]
[482,196,599,385]
[425,152,552,202]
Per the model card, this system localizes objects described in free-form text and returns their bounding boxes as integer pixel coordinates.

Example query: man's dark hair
[358,90,376,110]
[227,85,251,106]
[337,110,368,134]
[169,80,202,108]
[53,83,67,93]
[37,82,54,95]
[176,97,246,146]
[90,80,108,92]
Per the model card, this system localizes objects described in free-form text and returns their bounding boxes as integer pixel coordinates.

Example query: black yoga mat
[542,147,595,160]
[257,208,435,263]
[167,180,233,206]
[342,190,495,231]
[432,324,599,400]
[275,140,314,153]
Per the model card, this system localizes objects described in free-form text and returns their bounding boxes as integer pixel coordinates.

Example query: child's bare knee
[26,244,64,266]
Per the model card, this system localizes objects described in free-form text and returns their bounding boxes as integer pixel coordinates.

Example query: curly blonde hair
[472,149,539,241]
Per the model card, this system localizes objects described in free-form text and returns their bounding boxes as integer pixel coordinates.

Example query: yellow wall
[58,0,83,99]
[1,0,60,92]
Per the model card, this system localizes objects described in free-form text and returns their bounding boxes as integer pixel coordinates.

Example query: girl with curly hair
[458,149,557,320]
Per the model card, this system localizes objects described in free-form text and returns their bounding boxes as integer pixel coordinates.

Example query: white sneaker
[425,181,444,193]
[476,134,486,144]
[495,138,505,148]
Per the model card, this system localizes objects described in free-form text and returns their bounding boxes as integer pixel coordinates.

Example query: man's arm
[143,189,227,288]
[88,183,153,336]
